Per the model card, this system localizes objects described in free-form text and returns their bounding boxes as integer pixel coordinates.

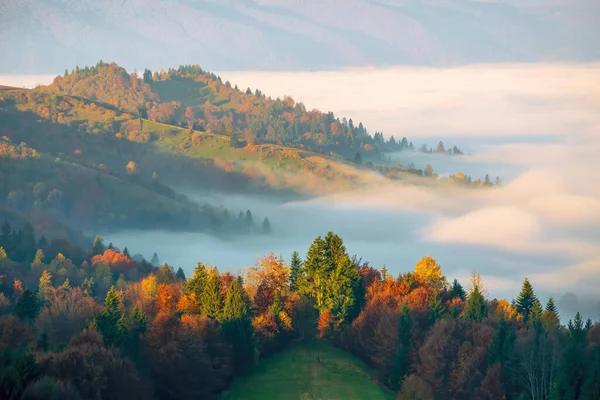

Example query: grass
[221,340,395,400]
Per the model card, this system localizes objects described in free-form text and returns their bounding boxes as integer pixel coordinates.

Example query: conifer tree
[38,270,53,303]
[123,247,131,258]
[529,298,543,328]
[289,251,303,291]
[388,303,412,390]
[221,277,254,374]
[428,290,445,325]
[200,268,223,320]
[176,267,186,281]
[545,297,559,319]
[14,289,39,321]
[96,286,123,345]
[464,284,488,322]
[262,217,271,233]
[381,265,388,281]
[184,262,207,298]
[150,252,160,266]
[554,312,588,399]
[61,278,71,291]
[82,277,96,297]
[515,278,537,322]
[450,278,466,301]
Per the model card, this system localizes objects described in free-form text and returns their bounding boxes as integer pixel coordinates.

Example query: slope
[221,340,395,400]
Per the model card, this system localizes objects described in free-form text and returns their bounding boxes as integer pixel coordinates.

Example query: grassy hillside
[222,340,395,400]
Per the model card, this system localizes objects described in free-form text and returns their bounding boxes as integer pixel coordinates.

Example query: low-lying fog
[9,64,598,321]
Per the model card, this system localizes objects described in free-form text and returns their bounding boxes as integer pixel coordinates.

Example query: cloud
[219,63,600,138]
[0,75,56,88]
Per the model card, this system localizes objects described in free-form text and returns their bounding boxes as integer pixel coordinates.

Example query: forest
[0,223,598,399]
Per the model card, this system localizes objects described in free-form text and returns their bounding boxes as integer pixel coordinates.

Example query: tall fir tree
[450,278,466,301]
[515,278,537,322]
[96,286,123,346]
[464,284,488,322]
[388,303,412,390]
[545,297,559,319]
[554,312,589,400]
[221,277,254,374]
[200,268,224,320]
[289,251,303,292]
[31,249,45,269]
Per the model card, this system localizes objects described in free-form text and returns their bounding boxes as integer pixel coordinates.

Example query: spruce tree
[428,290,445,325]
[529,298,543,328]
[96,286,123,346]
[200,268,224,320]
[184,262,208,298]
[262,217,271,233]
[388,303,412,390]
[176,267,186,281]
[464,284,488,322]
[515,278,537,322]
[381,265,388,280]
[449,278,466,301]
[150,252,160,266]
[14,289,40,321]
[289,251,303,291]
[545,297,559,319]
[221,277,254,374]
[37,270,53,303]
[554,312,588,400]
[123,247,131,258]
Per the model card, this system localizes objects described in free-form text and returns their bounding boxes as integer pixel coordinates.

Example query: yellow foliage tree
[141,275,158,300]
[414,256,447,291]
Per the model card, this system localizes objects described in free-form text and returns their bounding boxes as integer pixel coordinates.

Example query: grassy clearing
[221,340,395,400]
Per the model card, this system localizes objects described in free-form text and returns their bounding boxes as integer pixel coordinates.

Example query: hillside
[1,0,598,74]
[222,340,395,400]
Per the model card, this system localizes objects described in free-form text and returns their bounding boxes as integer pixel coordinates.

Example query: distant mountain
[1,0,599,74]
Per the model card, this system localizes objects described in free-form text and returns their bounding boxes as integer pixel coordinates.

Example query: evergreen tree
[92,235,105,256]
[150,252,160,266]
[353,151,363,165]
[450,278,466,301]
[554,312,588,400]
[14,289,40,321]
[428,290,445,325]
[581,347,600,400]
[200,268,223,320]
[545,297,559,319]
[184,262,208,298]
[388,303,412,390]
[269,291,284,316]
[464,284,488,322]
[176,267,186,281]
[515,278,537,322]
[37,270,53,303]
[221,277,254,374]
[289,251,303,292]
[529,298,543,328]
[488,317,516,365]
[325,254,362,325]
[107,242,114,250]
[245,210,253,228]
[96,286,123,346]
[262,217,271,233]
[123,247,131,258]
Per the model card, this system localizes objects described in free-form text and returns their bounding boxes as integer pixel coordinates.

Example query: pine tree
[200,268,224,320]
[450,278,466,301]
[184,262,208,298]
[221,277,254,374]
[428,290,445,325]
[515,278,537,322]
[150,252,160,266]
[176,267,186,281]
[325,254,362,325]
[96,286,123,346]
[545,297,559,319]
[262,217,271,233]
[289,251,303,291]
[14,289,40,321]
[123,247,131,258]
[388,303,412,390]
[529,298,543,328]
[464,284,488,322]
[37,270,53,303]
